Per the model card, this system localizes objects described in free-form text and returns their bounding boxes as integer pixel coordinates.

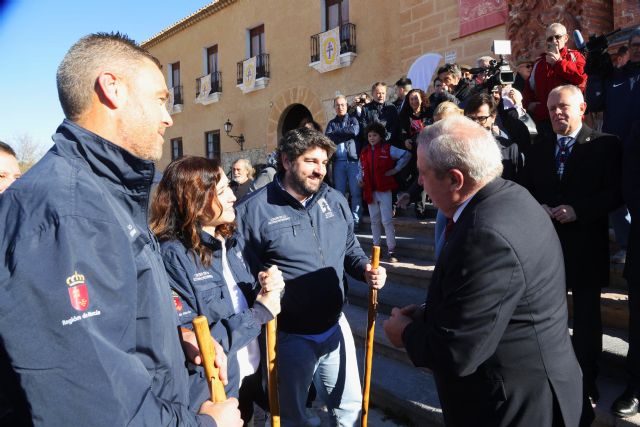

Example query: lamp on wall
[224,118,245,151]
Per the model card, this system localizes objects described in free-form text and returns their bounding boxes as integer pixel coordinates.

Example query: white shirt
[219,238,260,384]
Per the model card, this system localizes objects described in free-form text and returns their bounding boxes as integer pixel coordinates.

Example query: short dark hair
[277,127,336,172]
[618,45,629,55]
[437,63,461,78]
[395,77,412,87]
[57,32,161,121]
[364,122,386,140]
[0,141,17,157]
[464,92,497,116]
[433,77,442,86]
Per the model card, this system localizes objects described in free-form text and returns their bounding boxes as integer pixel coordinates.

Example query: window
[325,0,348,30]
[249,25,265,57]
[206,45,218,74]
[170,138,183,160]
[205,131,220,159]
[170,62,182,105]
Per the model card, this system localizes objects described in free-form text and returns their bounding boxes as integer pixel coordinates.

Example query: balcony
[236,53,270,94]
[169,85,183,114]
[309,23,357,73]
[195,72,222,105]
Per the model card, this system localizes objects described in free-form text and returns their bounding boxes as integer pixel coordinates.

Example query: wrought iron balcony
[171,85,183,105]
[310,22,357,63]
[196,71,222,97]
[236,53,270,85]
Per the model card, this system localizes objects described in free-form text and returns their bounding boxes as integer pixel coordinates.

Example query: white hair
[476,56,494,68]
[417,116,503,183]
[546,23,567,35]
[548,84,584,103]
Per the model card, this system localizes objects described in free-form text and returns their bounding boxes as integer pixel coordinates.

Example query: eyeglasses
[467,115,490,124]
[546,34,566,42]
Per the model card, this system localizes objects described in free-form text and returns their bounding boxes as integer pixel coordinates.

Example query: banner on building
[319,27,341,72]
[459,0,507,37]
[243,56,257,90]
[198,74,212,99]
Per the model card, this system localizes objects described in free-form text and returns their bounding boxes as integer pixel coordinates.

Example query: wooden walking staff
[192,315,227,402]
[266,318,280,427]
[361,245,381,427]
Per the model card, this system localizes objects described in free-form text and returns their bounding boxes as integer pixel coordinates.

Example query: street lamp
[224,118,245,151]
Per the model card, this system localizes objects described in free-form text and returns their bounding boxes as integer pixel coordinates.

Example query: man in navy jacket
[0,33,241,427]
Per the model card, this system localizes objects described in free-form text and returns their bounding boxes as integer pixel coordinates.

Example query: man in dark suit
[520,85,622,410]
[384,116,583,427]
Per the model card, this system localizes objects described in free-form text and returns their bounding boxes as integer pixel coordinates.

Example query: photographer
[436,63,476,107]
[523,23,586,135]
[586,28,640,419]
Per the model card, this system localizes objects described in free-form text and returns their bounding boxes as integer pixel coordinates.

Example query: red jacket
[360,142,398,204]
[523,47,587,123]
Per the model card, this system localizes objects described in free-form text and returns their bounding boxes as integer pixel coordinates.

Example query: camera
[471,40,515,86]
[575,29,619,77]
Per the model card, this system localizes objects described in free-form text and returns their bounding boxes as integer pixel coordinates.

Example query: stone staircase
[345,210,639,427]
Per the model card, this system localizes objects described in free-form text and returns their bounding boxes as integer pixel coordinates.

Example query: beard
[287,165,323,198]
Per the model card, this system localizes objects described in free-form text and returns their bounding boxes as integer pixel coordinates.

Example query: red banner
[459,0,507,37]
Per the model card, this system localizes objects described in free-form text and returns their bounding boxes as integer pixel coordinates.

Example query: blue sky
[0,0,210,150]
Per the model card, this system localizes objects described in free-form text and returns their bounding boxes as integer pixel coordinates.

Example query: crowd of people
[1,19,639,427]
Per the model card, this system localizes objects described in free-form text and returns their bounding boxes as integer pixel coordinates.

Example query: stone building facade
[142,0,639,171]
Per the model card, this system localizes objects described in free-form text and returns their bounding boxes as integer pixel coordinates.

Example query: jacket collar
[272,173,328,210]
[456,177,507,224]
[52,119,156,195]
[198,229,238,251]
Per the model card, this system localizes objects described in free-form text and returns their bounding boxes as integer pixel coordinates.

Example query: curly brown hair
[150,156,234,266]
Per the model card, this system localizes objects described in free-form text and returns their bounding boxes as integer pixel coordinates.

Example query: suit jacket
[402,178,583,427]
[519,125,622,289]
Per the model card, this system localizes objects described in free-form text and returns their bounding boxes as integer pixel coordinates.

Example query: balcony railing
[196,72,222,97]
[171,85,183,105]
[310,22,357,62]
[236,53,270,85]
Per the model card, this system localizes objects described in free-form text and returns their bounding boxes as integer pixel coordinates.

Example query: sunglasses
[546,34,565,43]
[467,115,491,124]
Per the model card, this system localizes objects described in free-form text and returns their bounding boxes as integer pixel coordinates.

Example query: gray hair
[57,32,160,121]
[546,23,567,36]
[417,116,503,182]
[232,158,255,179]
[476,56,494,68]
[333,95,347,106]
[548,84,584,103]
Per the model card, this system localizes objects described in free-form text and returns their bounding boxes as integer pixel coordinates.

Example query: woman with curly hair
[150,156,284,425]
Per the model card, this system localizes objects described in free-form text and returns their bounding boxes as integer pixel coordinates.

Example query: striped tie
[556,136,573,178]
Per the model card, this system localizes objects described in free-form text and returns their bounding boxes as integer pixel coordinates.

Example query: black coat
[402,178,583,427]
[520,125,623,289]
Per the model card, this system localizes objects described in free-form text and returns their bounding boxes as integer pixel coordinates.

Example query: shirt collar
[452,195,474,223]
[556,124,582,142]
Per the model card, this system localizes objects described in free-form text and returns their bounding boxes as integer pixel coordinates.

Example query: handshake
[256,265,286,317]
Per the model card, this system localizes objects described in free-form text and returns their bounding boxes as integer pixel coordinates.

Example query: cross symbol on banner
[326,41,334,59]
[247,67,253,79]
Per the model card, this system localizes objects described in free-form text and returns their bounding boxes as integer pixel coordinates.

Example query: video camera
[470,40,515,87]
[574,29,620,76]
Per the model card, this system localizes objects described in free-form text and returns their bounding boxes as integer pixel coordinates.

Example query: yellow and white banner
[319,27,341,72]
[243,57,257,90]
[198,74,212,99]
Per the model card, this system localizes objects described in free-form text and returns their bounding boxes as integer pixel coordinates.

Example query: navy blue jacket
[357,101,398,144]
[325,113,361,160]
[586,62,640,141]
[160,232,271,403]
[235,177,368,334]
[0,120,213,427]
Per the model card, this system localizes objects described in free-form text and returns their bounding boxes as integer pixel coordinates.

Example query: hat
[459,64,472,72]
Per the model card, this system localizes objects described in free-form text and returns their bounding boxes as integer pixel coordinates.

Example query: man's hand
[364,263,386,290]
[199,398,242,427]
[179,327,229,385]
[396,192,410,209]
[404,139,413,150]
[550,204,577,223]
[398,304,424,322]
[508,88,523,107]
[383,306,414,348]
[540,204,554,218]
[545,52,561,65]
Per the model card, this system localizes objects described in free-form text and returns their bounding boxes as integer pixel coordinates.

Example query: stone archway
[266,86,326,150]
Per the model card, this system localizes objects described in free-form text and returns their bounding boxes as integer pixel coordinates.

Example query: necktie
[556,136,573,177]
[444,218,455,240]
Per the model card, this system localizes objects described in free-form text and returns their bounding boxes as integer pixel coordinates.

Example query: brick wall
[399,0,506,75]
[613,0,640,29]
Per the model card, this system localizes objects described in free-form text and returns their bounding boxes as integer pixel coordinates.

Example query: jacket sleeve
[337,196,368,279]
[325,117,359,143]
[402,226,526,376]
[389,146,411,173]
[554,51,587,86]
[0,217,213,427]
[585,73,606,112]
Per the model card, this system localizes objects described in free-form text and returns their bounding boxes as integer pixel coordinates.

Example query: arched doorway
[280,104,313,136]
